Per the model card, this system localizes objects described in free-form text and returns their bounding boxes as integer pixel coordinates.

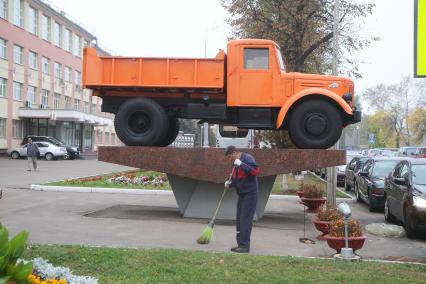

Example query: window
[64,66,71,82]
[65,96,71,109]
[41,89,48,108]
[53,22,62,47]
[42,57,50,74]
[105,132,110,144]
[244,48,269,70]
[83,101,89,113]
[12,119,23,138]
[13,81,22,100]
[92,103,96,113]
[13,0,23,27]
[28,6,38,35]
[0,38,6,58]
[54,93,60,109]
[27,86,36,105]
[74,98,80,111]
[97,130,102,144]
[64,29,72,52]
[54,62,62,79]
[74,70,81,86]
[73,34,81,56]
[276,47,285,71]
[111,133,116,144]
[0,0,7,19]
[28,51,37,69]
[0,118,5,137]
[13,45,23,64]
[0,77,6,97]
[41,14,50,41]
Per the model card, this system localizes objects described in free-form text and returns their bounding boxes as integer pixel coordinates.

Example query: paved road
[0,157,135,188]
[0,158,425,260]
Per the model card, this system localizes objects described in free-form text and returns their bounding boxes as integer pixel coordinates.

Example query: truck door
[237,47,273,105]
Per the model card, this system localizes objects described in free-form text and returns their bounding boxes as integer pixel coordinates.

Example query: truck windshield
[276,47,285,71]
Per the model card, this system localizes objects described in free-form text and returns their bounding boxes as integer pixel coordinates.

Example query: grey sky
[48,0,417,96]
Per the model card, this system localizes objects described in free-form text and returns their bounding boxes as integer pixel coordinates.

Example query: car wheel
[344,180,351,191]
[288,99,342,149]
[384,197,396,223]
[114,97,169,146]
[63,153,69,160]
[368,192,377,212]
[404,207,417,238]
[45,152,54,161]
[158,117,180,147]
[355,182,362,203]
[11,151,20,159]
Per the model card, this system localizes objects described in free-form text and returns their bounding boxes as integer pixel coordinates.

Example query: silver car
[7,142,68,160]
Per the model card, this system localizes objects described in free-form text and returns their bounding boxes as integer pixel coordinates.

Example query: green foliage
[0,224,33,283]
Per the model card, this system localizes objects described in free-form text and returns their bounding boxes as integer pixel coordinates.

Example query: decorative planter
[300,197,326,213]
[325,235,367,254]
[312,219,331,240]
[296,190,305,198]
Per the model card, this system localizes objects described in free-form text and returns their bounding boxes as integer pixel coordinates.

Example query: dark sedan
[384,159,426,238]
[344,156,369,191]
[355,157,407,212]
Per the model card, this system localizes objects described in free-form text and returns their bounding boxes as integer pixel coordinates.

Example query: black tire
[368,193,378,212]
[288,100,342,149]
[11,151,20,159]
[45,152,54,161]
[404,207,417,238]
[114,98,169,146]
[158,117,180,147]
[384,197,396,223]
[355,182,362,203]
[344,180,351,191]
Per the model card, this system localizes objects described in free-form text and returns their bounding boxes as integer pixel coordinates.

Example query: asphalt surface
[0,157,425,261]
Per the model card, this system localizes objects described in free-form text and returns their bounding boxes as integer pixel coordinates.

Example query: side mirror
[359,171,368,177]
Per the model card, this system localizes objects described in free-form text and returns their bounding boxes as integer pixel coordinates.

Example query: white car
[7,142,68,160]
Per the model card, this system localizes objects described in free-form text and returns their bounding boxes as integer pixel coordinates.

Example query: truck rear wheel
[158,117,180,147]
[288,100,342,149]
[115,98,169,146]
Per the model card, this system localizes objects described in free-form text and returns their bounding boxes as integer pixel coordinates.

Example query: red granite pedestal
[99,147,345,220]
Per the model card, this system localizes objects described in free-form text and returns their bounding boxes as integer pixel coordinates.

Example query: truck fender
[276,88,353,129]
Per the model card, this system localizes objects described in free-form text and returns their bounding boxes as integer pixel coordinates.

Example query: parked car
[344,156,369,191]
[21,136,79,159]
[415,147,426,158]
[399,147,420,158]
[355,157,408,212]
[384,158,426,237]
[8,142,68,160]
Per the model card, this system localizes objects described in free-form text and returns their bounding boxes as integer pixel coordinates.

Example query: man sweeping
[225,145,260,253]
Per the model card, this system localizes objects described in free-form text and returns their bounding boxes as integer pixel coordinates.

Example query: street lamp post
[327,0,340,207]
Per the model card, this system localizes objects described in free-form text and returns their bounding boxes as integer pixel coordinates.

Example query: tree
[407,108,426,145]
[222,0,377,148]
[360,111,395,148]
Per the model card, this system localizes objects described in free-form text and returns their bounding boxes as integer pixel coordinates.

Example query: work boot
[230,247,249,253]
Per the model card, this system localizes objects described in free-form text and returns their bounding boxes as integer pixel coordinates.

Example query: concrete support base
[168,174,276,220]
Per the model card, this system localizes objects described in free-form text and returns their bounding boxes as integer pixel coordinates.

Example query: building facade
[0,0,119,154]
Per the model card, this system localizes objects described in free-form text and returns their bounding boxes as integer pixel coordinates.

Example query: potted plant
[313,204,343,240]
[300,184,326,212]
[325,218,366,254]
[296,182,305,198]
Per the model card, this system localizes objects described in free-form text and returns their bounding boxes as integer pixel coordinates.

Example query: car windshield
[47,137,65,146]
[372,160,400,177]
[412,165,426,185]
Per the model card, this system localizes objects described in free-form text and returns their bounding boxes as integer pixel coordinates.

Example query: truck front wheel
[115,98,169,146]
[288,100,342,149]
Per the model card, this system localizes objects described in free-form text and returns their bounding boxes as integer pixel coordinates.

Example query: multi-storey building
[0,0,120,154]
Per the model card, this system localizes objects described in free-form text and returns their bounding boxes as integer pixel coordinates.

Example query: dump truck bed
[83,48,225,90]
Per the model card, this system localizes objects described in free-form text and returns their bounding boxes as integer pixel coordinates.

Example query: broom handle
[211,167,236,222]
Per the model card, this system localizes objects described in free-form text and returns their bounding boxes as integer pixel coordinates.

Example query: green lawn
[22,245,426,284]
[272,173,349,198]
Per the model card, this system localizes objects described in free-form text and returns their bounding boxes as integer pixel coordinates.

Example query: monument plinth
[99,147,345,220]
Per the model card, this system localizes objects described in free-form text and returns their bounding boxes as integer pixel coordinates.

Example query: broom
[197,167,235,244]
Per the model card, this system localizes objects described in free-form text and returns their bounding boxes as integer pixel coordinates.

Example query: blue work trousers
[236,191,258,249]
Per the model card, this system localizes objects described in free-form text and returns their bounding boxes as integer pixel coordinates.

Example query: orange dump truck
[83,39,361,148]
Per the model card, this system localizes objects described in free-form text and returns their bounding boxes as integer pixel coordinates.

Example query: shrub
[300,183,324,198]
[316,204,343,221]
[0,223,33,283]
[329,219,363,237]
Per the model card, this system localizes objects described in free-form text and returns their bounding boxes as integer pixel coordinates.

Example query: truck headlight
[413,196,426,209]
